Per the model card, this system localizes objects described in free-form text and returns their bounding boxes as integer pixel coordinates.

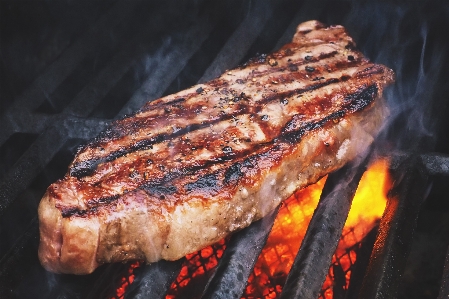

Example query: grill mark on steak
[281,84,378,143]
[61,84,379,217]
[69,63,374,179]
[185,173,220,194]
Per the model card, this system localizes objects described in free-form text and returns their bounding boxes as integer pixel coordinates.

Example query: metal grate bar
[118,0,226,117]
[201,208,279,299]
[0,218,39,295]
[124,259,185,299]
[198,1,274,83]
[62,7,183,118]
[0,0,142,146]
[279,152,370,299]
[359,154,429,298]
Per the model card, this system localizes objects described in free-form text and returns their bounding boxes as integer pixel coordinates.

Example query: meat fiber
[38,20,394,274]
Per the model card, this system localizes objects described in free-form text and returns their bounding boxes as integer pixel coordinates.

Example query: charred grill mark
[61,207,88,218]
[87,97,189,148]
[81,93,251,156]
[141,97,186,112]
[62,194,120,217]
[141,183,177,200]
[69,160,98,178]
[64,141,270,216]
[254,59,366,106]
[355,65,386,79]
[259,77,340,106]
[343,84,379,113]
[281,84,378,143]
[281,110,346,144]
[87,194,121,206]
[185,173,220,194]
[241,28,347,68]
[224,163,243,185]
[318,50,340,60]
[62,141,272,217]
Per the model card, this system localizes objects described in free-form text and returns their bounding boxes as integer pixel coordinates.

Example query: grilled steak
[38,20,394,274]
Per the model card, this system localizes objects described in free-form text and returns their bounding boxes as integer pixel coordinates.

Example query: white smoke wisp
[343,2,449,153]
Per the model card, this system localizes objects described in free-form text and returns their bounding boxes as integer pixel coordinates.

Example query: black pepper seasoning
[222,146,233,154]
[305,66,315,72]
[288,64,298,72]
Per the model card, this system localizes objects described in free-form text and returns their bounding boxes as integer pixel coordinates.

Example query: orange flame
[320,159,390,298]
[110,260,142,299]
[166,238,228,299]
[242,176,327,299]
[342,159,391,243]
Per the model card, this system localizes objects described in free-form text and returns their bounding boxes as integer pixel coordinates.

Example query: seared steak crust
[38,21,394,274]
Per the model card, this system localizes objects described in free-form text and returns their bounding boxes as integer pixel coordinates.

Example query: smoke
[341,2,449,153]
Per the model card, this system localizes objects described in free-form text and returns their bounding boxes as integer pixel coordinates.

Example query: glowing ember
[110,261,142,299]
[165,238,228,299]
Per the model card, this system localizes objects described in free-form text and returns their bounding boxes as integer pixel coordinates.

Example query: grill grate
[1,1,449,299]
[279,154,371,299]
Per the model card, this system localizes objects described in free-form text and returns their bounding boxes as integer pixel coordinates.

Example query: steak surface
[38,20,394,274]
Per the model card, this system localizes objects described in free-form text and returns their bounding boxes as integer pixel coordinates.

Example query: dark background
[1,1,449,298]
